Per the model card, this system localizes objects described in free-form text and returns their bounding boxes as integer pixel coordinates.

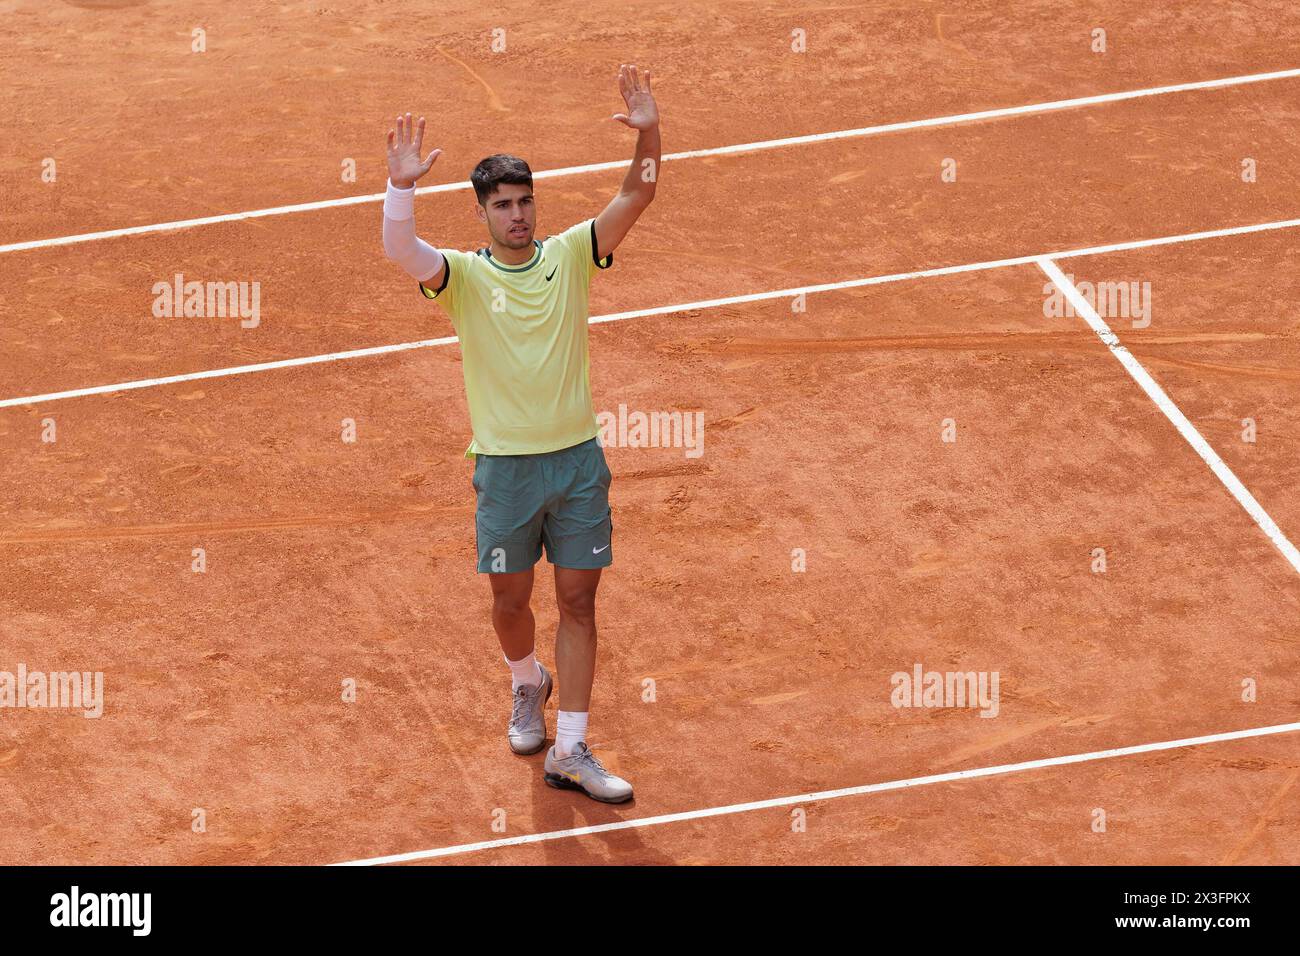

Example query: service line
[2,67,1298,255]
[1038,256,1300,575]
[4,214,1299,410]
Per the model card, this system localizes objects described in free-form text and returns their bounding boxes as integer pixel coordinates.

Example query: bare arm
[383,113,447,287]
[594,65,660,260]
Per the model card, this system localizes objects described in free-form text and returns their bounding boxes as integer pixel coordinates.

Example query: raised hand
[386,113,442,189]
[611,64,658,131]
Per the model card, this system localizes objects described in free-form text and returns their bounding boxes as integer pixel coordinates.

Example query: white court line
[2,66,1299,255]
[1038,257,1300,575]
[4,213,1300,411]
[333,719,1300,865]
[0,335,458,409]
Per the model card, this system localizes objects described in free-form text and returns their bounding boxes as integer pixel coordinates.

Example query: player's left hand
[611,64,658,130]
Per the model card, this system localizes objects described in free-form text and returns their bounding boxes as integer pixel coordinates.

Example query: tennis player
[381,65,660,803]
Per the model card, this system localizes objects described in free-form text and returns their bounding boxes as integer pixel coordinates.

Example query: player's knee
[492,589,532,620]
[557,589,597,626]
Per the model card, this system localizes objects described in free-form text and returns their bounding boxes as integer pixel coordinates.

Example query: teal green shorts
[472,437,613,574]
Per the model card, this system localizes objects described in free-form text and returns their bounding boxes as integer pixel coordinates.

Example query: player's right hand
[386,113,441,189]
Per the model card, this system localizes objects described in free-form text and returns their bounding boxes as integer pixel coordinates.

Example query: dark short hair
[470,154,533,205]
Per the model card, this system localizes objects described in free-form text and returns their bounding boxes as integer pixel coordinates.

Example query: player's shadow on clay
[523,755,677,866]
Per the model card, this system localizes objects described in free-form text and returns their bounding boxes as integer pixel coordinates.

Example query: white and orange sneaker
[543,742,634,803]
[507,664,552,755]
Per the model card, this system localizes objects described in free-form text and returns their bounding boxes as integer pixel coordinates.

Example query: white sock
[555,710,588,757]
[505,651,542,691]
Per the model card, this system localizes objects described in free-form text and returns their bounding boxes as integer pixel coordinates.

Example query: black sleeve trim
[590,220,613,270]
[418,257,452,298]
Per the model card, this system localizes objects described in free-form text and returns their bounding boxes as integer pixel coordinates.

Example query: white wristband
[384,179,416,220]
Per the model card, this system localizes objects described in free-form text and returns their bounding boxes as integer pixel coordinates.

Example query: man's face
[477,183,536,250]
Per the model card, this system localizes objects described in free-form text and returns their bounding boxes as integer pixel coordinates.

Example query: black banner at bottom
[0,865,1288,941]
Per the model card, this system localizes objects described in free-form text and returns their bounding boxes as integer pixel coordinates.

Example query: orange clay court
[1,0,1298,866]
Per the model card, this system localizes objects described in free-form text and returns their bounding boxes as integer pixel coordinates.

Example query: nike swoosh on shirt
[592,545,609,554]
[545,267,558,281]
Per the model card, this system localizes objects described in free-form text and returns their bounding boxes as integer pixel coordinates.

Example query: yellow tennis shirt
[420,219,613,457]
